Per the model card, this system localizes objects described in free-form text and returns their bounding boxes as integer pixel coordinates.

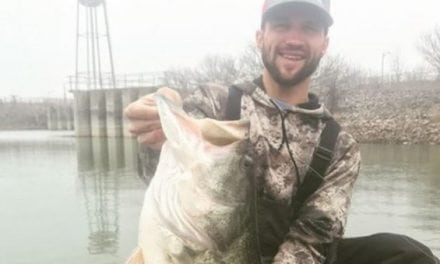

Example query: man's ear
[321,36,329,56]
[256,30,263,50]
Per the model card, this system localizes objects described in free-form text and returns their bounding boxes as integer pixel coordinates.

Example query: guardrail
[67,72,165,90]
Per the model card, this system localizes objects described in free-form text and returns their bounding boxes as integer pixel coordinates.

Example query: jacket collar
[251,76,329,118]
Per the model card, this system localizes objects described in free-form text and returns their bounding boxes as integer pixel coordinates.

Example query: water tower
[73,0,123,138]
[75,0,116,90]
[74,1,120,255]
[323,0,330,10]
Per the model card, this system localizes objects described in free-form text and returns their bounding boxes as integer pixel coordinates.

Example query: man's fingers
[124,100,159,120]
[123,87,181,149]
[138,93,155,105]
[137,129,165,149]
[124,87,182,120]
[128,119,162,135]
[156,87,182,106]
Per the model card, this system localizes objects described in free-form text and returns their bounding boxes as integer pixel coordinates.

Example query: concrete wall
[46,107,57,130]
[90,90,107,137]
[72,86,159,138]
[66,107,74,130]
[73,91,92,136]
[56,107,66,130]
[105,89,123,137]
[121,88,139,137]
[137,87,158,97]
[46,103,75,131]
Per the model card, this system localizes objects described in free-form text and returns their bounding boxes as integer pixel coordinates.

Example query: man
[125,0,439,263]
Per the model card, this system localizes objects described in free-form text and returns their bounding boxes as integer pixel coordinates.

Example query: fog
[1,0,439,98]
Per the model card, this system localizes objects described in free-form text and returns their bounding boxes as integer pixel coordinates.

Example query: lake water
[0,131,438,263]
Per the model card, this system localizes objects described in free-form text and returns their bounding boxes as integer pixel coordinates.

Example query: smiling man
[258,1,330,94]
[124,0,439,263]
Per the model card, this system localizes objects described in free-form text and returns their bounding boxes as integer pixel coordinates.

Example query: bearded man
[124,1,439,263]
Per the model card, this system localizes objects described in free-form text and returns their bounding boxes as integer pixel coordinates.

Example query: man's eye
[304,24,321,33]
[272,22,289,30]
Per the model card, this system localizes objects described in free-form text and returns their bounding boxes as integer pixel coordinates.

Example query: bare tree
[164,47,369,107]
[390,53,405,83]
[164,44,265,89]
[404,66,430,82]
[196,54,240,85]
[163,68,199,90]
[314,55,356,112]
[163,54,239,90]
[237,43,264,81]
[417,25,440,79]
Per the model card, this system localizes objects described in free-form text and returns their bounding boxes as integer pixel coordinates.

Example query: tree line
[0,100,48,130]
[163,25,440,91]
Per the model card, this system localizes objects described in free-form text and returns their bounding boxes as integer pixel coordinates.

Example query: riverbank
[0,99,73,131]
[2,80,439,144]
[315,80,440,145]
[0,101,47,130]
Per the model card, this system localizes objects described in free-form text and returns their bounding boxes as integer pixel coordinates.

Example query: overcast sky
[1,0,440,98]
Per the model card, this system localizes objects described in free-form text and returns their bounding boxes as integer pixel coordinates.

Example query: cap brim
[262,2,333,27]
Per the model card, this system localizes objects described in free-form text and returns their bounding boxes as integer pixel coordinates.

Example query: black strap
[224,83,341,217]
[224,85,243,120]
[291,118,341,216]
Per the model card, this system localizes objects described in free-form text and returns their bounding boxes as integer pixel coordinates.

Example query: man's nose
[284,38,304,48]
[284,28,306,46]
[284,36,305,49]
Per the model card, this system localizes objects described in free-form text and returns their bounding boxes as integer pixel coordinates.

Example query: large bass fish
[126,94,259,264]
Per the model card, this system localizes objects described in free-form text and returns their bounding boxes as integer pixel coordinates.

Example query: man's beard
[261,46,322,88]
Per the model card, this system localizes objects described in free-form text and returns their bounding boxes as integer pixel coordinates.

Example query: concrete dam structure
[46,103,74,131]
[72,86,158,137]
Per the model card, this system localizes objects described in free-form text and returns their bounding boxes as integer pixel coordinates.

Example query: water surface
[346,144,440,256]
[0,131,438,263]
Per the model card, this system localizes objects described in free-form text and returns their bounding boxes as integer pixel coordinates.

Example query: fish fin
[125,247,145,264]
[199,119,249,146]
[154,94,201,167]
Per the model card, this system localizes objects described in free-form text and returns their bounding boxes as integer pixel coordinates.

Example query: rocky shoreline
[316,80,440,145]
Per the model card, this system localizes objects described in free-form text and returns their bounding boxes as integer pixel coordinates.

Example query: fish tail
[125,247,145,264]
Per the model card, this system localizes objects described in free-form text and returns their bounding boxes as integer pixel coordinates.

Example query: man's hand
[124,87,181,149]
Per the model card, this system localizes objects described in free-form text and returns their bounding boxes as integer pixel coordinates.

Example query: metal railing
[67,72,165,90]
[0,96,71,105]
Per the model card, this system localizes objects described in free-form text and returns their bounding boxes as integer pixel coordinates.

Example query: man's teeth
[281,54,303,60]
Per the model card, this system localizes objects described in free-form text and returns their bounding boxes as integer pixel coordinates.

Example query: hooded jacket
[182,77,361,264]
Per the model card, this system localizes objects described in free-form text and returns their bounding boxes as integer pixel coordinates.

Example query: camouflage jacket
[182,77,361,264]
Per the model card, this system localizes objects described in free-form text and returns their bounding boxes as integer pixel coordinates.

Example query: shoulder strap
[291,118,341,216]
[224,81,258,120]
[225,82,341,217]
[224,85,243,120]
